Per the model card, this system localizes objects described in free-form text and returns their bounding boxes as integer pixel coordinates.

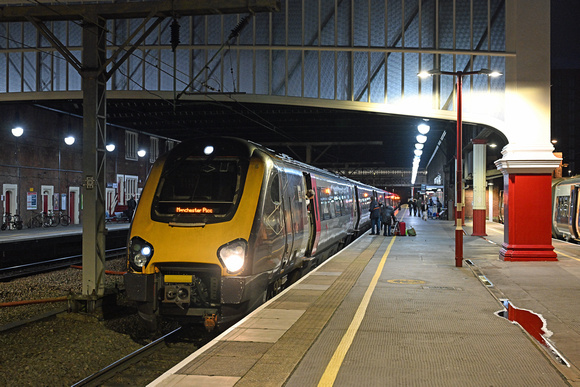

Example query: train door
[277,165,294,269]
[351,186,359,233]
[353,187,362,232]
[570,185,580,240]
[303,172,320,256]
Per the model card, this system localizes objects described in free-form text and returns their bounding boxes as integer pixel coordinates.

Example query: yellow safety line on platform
[318,236,396,387]
[555,250,580,262]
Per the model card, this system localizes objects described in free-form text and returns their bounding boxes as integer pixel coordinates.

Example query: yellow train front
[124,137,396,330]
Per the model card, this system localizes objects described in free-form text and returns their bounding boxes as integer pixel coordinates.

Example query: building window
[125,131,138,161]
[150,137,159,163]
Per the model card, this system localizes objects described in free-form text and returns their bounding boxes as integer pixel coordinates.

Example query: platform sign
[27,192,37,210]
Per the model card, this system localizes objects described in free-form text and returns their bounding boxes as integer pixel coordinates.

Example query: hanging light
[64,136,75,145]
[106,144,116,152]
[416,134,427,144]
[418,124,430,135]
[415,143,424,150]
[414,149,423,156]
[11,127,24,137]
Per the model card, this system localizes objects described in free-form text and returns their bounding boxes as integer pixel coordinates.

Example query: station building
[1,103,176,226]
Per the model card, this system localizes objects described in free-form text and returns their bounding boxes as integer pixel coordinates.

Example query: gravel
[0,257,179,387]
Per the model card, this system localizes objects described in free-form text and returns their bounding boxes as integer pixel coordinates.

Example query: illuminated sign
[176,207,214,214]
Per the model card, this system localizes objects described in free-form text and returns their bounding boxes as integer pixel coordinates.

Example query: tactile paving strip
[234,237,384,387]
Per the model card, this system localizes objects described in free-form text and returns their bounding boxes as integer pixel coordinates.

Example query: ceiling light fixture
[417,124,430,135]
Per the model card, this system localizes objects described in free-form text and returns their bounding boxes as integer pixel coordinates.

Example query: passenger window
[319,187,331,220]
[334,195,342,216]
[270,173,280,204]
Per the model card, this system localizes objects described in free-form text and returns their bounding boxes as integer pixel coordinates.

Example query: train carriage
[124,137,398,330]
[552,177,580,241]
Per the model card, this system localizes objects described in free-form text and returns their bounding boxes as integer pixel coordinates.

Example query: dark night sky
[551,2,580,69]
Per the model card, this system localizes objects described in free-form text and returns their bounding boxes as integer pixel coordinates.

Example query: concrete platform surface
[149,211,580,387]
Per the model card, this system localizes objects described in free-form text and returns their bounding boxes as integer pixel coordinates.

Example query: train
[552,177,580,242]
[124,137,399,331]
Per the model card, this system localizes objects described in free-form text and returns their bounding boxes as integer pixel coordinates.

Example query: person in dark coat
[127,196,137,219]
[381,204,395,236]
[369,197,381,235]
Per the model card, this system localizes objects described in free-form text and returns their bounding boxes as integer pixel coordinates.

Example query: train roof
[246,138,398,198]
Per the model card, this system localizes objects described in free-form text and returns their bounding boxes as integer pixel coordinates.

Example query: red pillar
[472,139,487,236]
[499,173,557,261]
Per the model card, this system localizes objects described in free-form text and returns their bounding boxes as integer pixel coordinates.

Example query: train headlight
[217,239,247,274]
[128,237,154,271]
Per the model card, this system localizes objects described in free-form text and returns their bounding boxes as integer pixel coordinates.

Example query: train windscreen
[151,140,250,224]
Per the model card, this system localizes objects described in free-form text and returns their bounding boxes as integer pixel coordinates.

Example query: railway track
[0,247,126,281]
[72,326,211,386]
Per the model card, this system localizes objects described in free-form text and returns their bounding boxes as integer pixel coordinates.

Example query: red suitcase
[398,221,406,236]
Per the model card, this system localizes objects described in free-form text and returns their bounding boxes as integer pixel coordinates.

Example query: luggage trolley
[392,217,401,236]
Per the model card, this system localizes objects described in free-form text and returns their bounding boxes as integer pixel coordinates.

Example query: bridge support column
[495,151,560,261]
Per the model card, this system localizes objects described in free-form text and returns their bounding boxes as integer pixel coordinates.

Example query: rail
[71,327,182,387]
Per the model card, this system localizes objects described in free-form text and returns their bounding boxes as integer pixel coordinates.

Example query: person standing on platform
[408,198,413,216]
[127,196,137,220]
[370,197,381,235]
[413,198,418,216]
[417,196,424,218]
[381,204,395,236]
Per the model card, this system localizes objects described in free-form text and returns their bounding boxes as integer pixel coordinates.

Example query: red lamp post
[418,68,501,267]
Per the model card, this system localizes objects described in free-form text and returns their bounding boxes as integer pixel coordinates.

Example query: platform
[150,212,580,386]
[0,222,129,244]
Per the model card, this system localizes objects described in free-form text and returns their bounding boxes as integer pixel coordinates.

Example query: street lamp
[418,68,502,267]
